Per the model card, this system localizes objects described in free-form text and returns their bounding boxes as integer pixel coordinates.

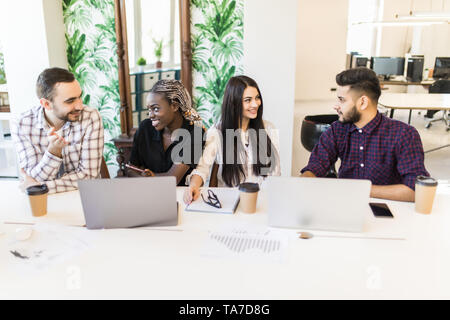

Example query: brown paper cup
[26,184,49,217]
[415,176,437,214]
[239,183,259,214]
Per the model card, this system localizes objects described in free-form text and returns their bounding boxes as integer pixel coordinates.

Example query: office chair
[425,79,450,131]
[300,115,338,178]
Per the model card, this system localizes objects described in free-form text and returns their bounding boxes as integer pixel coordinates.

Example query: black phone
[369,202,394,218]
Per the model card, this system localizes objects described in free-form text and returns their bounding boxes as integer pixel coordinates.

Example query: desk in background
[380,80,434,87]
[1,180,450,299]
[378,93,450,125]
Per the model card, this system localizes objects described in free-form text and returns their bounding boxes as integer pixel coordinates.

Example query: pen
[125,163,145,173]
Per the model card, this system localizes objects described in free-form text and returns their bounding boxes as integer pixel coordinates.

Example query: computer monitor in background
[346,52,369,69]
[433,57,450,79]
[406,56,424,82]
[370,57,405,80]
[354,57,369,68]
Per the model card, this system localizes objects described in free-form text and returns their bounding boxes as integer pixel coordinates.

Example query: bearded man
[301,67,429,202]
[12,67,104,193]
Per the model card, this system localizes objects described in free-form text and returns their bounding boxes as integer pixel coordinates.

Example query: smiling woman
[184,75,281,204]
[127,79,205,186]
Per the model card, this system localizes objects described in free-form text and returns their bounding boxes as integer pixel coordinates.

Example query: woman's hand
[183,175,204,204]
[141,169,155,177]
[183,184,201,204]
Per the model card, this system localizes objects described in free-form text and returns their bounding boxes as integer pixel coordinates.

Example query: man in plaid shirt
[301,67,429,202]
[11,67,104,194]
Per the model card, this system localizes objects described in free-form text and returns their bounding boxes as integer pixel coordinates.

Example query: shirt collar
[36,106,47,130]
[37,105,72,131]
[350,111,382,134]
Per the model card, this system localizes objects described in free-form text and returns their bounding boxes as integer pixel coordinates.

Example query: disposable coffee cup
[26,184,49,217]
[238,183,260,214]
[415,176,437,214]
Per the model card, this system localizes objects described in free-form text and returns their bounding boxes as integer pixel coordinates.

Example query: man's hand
[47,127,68,158]
[370,184,415,202]
[19,169,40,192]
[300,171,316,178]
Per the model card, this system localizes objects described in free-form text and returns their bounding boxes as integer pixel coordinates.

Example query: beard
[54,107,81,122]
[339,105,361,124]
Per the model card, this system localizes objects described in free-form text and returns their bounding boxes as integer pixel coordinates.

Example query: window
[346,0,381,56]
[126,0,180,69]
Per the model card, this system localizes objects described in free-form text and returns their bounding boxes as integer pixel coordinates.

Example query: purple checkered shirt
[11,105,104,194]
[301,112,429,190]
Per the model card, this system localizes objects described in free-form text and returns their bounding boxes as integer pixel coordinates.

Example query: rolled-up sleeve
[395,126,429,190]
[185,127,220,185]
[300,126,338,177]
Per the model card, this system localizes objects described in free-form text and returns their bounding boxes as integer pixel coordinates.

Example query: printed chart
[201,229,288,263]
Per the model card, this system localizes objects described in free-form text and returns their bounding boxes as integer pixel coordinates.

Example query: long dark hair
[220,75,277,187]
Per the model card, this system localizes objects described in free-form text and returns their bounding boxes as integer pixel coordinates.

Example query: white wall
[376,0,450,69]
[0,0,67,116]
[295,0,349,101]
[243,0,298,177]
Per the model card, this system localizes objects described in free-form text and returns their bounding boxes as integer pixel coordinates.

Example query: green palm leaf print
[191,0,243,128]
[64,0,120,169]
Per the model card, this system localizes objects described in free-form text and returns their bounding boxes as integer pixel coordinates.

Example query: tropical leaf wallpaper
[0,48,6,85]
[63,0,121,168]
[61,0,243,170]
[191,0,244,128]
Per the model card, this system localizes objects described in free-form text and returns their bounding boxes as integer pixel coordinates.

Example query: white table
[378,93,450,124]
[1,180,450,299]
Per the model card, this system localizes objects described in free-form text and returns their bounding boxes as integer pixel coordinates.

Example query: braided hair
[150,79,202,126]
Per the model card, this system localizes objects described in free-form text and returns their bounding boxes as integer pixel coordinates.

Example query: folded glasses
[201,189,222,209]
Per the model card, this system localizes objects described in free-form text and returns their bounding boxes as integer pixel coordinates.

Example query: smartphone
[369,202,394,218]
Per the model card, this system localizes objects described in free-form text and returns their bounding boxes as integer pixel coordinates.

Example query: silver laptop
[78,177,178,229]
[267,177,371,232]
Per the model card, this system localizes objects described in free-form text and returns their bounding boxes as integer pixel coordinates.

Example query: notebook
[185,188,240,214]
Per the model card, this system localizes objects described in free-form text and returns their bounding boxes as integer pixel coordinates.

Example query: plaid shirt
[11,105,104,194]
[301,112,429,190]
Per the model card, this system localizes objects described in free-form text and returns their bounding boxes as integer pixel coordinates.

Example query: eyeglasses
[201,189,222,209]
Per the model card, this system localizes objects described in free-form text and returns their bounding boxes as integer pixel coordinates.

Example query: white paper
[186,188,240,214]
[201,226,289,263]
[6,223,95,273]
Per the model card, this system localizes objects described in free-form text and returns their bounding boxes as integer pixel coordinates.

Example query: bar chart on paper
[201,229,288,263]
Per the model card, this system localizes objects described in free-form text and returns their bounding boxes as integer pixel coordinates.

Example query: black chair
[301,114,339,178]
[425,79,450,130]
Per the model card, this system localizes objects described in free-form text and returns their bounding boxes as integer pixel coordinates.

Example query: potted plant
[136,57,146,72]
[153,38,164,69]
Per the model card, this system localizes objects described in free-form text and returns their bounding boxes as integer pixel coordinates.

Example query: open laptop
[266,177,371,232]
[78,177,178,229]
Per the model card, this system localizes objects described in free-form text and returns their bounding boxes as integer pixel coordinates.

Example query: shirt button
[360,163,364,167]
[358,129,362,133]
[360,146,364,150]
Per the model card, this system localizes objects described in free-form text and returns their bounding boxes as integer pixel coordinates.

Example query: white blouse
[187,120,281,187]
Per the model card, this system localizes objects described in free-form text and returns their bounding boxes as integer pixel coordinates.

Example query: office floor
[292,100,450,180]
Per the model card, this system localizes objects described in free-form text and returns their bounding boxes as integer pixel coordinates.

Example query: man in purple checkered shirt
[301,67,429,202]
[11,68,104,194]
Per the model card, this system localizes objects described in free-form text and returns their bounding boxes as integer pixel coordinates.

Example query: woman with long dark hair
[184,75,280,204]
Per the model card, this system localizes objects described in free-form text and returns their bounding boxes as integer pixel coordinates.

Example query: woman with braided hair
[127,79,205,186]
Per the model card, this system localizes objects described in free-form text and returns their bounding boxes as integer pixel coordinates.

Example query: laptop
[266,177,371,232]
[78,177,178,229]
